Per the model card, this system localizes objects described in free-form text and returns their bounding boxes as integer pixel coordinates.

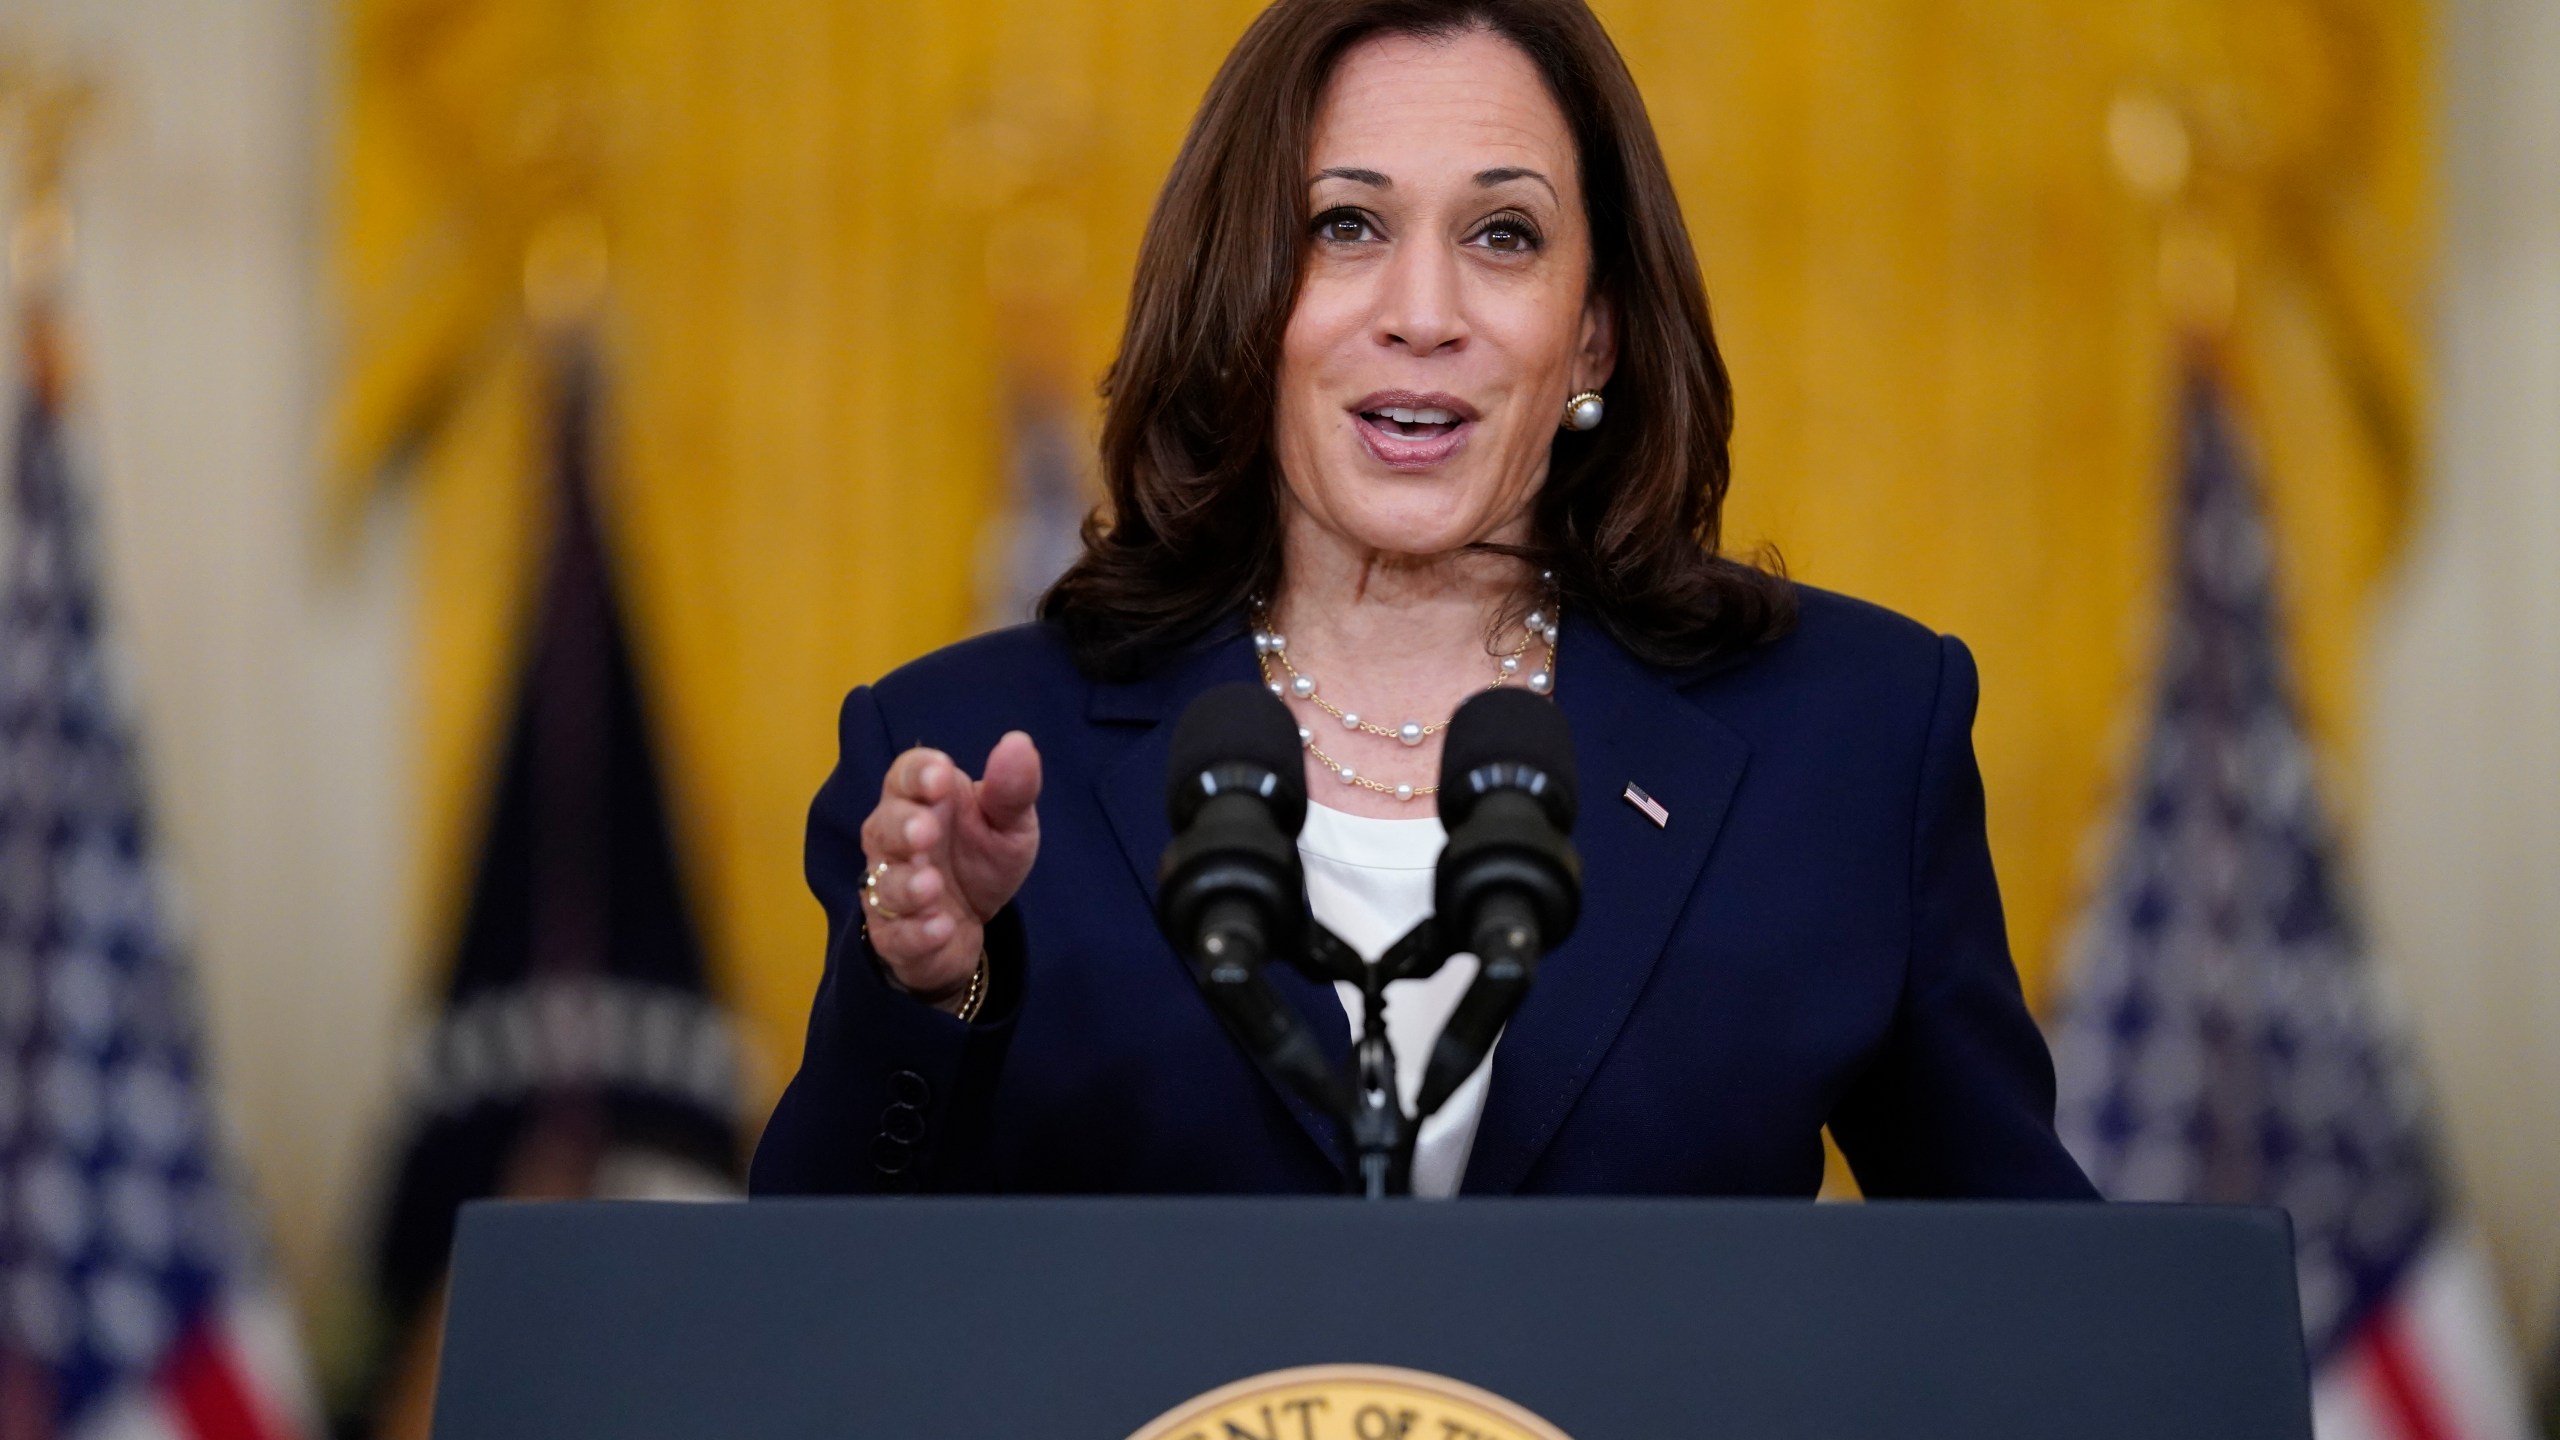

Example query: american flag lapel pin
[1622,781,1669,828]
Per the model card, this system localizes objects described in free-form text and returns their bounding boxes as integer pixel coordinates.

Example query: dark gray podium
[432,1199,2311,1440]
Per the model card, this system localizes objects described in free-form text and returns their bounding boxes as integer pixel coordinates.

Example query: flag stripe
[206,1293,317,1440]
[2363,1306,2459,1440]
[162,1323,276,1440]
[2392,1235,2537,1440]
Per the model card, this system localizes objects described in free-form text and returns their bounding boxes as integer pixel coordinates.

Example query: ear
[1575,287,1618,392]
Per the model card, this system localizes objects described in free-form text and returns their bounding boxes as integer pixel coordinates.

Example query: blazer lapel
[1460,613,1753,1193]
[1089,629,1355,1175]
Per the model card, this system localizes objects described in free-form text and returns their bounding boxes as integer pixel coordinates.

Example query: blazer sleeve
[748,684,1021,1195]
[1827,635,2100,1200]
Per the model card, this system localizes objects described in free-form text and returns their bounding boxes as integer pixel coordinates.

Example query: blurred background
[0,0,2551,1436]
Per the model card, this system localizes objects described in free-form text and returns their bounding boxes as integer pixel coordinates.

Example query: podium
[432,1198,2311,1439]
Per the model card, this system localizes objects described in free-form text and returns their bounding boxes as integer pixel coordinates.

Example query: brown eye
[1473,213,1542,253]
[1312,208,1377,244]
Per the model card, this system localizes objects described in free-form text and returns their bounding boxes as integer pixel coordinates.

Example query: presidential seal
[1125,1363,1574,1440]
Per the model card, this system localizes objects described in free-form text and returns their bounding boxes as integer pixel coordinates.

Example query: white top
[1297,802,1497,1199]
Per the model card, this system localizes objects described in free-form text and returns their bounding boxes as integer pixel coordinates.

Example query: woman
[751,0,2095,1200]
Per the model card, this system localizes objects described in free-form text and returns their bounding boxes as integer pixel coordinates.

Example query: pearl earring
[1563,389,1605,431]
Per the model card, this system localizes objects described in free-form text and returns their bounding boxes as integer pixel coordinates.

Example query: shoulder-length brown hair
[1041,0,1793,679]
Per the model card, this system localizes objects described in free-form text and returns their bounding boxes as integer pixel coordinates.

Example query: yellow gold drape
[333,0,2428,1117]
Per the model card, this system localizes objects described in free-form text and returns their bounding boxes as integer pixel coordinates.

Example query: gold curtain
[333,0,2428,1117]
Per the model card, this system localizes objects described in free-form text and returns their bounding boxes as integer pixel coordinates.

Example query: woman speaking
[751,0,2095,1201]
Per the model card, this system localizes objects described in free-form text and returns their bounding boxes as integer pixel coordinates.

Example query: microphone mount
[1158,684,1581,1200]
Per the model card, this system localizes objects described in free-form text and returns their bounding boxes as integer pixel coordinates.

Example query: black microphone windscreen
[1166,681,1309,832]
[1438,687,1577,830]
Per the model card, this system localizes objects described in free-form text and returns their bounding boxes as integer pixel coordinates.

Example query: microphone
[1416,687,1581,1117]
[1156,682,1344,1113]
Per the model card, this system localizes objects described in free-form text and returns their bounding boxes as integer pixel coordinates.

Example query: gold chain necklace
[1250,578,1560,803]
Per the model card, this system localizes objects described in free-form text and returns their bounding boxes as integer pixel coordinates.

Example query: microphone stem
[1413,890,1545,1119]
[1353,959,1409,1198]
[1191,896,1350,1116]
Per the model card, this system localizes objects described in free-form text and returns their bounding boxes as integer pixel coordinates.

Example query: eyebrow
[1305,165,1558,203]
[1475,166,1557,201]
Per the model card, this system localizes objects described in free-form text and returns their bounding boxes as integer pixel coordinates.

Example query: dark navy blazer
[750,586,2097,1200]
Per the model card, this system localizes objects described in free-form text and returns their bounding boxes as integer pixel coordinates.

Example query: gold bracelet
[952,949,990,1023]
[864,926,990,1021]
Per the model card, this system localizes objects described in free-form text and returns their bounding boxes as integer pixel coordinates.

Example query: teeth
[1375,406,1458,426]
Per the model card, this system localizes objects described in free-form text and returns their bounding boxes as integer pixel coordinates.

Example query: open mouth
[1347,392,1477,469]
[1359,404,1464,441]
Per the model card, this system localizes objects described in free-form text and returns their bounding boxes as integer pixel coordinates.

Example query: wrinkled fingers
[863,855,945,914]
[862,858,955,944]
[860,795,942,863]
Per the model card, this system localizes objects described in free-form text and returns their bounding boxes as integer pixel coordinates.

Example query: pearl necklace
[1250,581,1561,803]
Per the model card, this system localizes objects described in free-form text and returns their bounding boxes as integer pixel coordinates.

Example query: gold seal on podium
[1126,1363,1574,1440]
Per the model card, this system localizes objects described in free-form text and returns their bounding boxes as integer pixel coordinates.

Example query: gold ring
[862,860,906,921]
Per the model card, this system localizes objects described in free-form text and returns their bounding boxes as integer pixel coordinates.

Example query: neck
[1268,508,1538,654]
[1263,504,1553,819]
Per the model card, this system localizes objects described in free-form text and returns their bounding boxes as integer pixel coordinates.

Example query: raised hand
[856,731,1043,1013]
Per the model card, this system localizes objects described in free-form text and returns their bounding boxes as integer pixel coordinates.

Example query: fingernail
[924,915,952,940]
[903,817,925,846]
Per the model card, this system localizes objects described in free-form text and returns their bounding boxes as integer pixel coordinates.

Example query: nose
[1373,236,1467,357]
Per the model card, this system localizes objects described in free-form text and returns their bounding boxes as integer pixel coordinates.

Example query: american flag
[2052,369,2532,1440]
[0,309,311,1437]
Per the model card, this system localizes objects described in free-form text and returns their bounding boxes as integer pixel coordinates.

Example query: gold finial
[2107,91,2192,204]
[17,69,98,198]
[3,64,100,301]
[2106,86,2238,342]
[507,78,612,333]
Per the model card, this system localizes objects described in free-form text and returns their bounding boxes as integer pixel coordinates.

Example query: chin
[1330,500,1500,559]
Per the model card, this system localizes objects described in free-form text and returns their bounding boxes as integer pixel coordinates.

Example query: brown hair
[1040,0,1794,678]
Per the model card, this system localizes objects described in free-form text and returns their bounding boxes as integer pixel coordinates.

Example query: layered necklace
[1250,574,1561,803]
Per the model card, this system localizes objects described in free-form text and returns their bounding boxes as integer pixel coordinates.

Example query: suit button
[888,1070,931,1107]
[871,1133,913,1175]
[881,1102,926,1144]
